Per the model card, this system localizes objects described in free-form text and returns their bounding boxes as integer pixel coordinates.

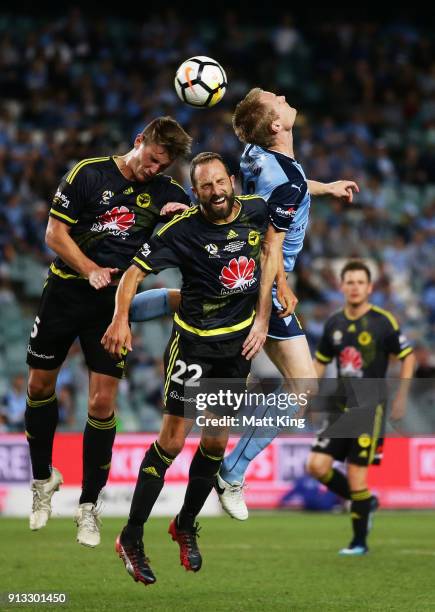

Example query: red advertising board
[1,434,435,510]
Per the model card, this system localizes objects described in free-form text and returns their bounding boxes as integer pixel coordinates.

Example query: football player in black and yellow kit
[307,260,415,555]
[102,152,289,585]
[25,117,192,546]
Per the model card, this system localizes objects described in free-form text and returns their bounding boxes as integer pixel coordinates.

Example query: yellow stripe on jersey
[170,178,187,192]
[237,194,260,200]
[370,305,399,331]
[173,310,255,337]
[156,207,199,236]
[49,208,78,225]
[397,347,413,360]
[315,351,332,363]
[66,156,111,184]
[49,263,84,280]
[132,256,153,271]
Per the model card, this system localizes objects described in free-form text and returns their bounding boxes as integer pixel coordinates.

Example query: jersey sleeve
[132,232,181,275]
[49,165,94,226]
[165,180,191,206]
[383,320,413,359]
[267,180,308,231]
[315,321,335,364]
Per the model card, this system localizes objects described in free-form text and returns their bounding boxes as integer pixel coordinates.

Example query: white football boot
[216,473,248,521]
[30,467,63,530]
[74,502,102,547]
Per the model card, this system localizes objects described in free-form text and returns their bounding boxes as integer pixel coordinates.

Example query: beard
[200,191,236,221]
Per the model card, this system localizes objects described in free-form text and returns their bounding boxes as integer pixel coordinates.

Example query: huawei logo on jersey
[91,206,135,237]
[219,256,256,290]
[339,346,363,377]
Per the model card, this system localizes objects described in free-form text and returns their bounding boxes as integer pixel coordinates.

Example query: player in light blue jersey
[129,88,359,520]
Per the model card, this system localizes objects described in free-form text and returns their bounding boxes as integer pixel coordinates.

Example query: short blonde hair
[232,88,278,148]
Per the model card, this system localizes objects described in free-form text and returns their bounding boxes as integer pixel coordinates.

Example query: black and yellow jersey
[48,156,190,279]
[133,196,269,341]
[315,304,413,378]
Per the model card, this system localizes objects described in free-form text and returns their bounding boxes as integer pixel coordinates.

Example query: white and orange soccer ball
[174,56,227,108]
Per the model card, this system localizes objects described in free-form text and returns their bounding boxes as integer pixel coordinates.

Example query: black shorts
[163,327,251,418]
[26,276,126,379]
[311,404,385,467]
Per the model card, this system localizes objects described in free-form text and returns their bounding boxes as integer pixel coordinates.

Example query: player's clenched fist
[101,317,132,359]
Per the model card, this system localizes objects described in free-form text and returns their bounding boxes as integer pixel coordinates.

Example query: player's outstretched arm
[101,265,146,359]
[46,217,119,289]
[307,180,359,203]
[242,225,280,360]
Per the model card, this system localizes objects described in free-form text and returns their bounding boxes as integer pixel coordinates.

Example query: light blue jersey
[240,144,311,272]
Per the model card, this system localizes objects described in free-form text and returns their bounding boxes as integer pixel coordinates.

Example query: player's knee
[201,439,226,458]
[27,373,56,400]
[88,390,116,418]
[306,454,329,479]
[159,437,185,457]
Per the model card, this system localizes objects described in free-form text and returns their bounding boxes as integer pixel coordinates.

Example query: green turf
[1,512,434,611]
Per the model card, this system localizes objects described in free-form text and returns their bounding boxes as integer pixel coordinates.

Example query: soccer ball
[174,56,227,108]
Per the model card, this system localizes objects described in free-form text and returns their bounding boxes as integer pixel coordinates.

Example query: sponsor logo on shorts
[27,346,55,360]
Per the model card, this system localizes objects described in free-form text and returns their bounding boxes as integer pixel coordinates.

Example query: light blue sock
[130,288,171,322]
[220,402,281,485]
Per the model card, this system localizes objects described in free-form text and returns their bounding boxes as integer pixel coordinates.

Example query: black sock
[25,393,58,480]
[125,441,175,538]
[350,489,372,547]
[319,468,351,500]
[177,443,223,530]
[80,413,117,504]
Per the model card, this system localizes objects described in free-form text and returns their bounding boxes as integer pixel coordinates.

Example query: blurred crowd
[0,9,434,430]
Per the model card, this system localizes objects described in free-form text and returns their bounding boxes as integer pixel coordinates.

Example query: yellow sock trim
[351,489,371,501]
[199,443,224,462]
[26,393,57,407]
[153,442,173,466]
[87,415,117,430]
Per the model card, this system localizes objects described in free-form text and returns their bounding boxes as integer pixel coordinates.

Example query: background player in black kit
[25,117,192,546]
[306,260,415,556]
[102,152,285,585]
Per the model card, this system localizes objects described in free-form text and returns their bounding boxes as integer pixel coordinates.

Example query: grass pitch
[1,512,434,611]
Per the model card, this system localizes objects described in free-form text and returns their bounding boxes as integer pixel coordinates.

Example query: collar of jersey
[263,146,296,162]
[343,304,373,321]
[198,199,243,226]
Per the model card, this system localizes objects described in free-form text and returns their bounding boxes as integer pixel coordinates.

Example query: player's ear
[134,134,144,148]
[191,185,198,199]
[270,119,281,134]
[230,175,235,189]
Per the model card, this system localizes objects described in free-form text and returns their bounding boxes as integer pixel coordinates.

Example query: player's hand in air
[88,267,119,290]
[160,202,190,216]
[328,180,359,203]
[276,280,298,318]
[101,318,132,360]
[241,317,268,360]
